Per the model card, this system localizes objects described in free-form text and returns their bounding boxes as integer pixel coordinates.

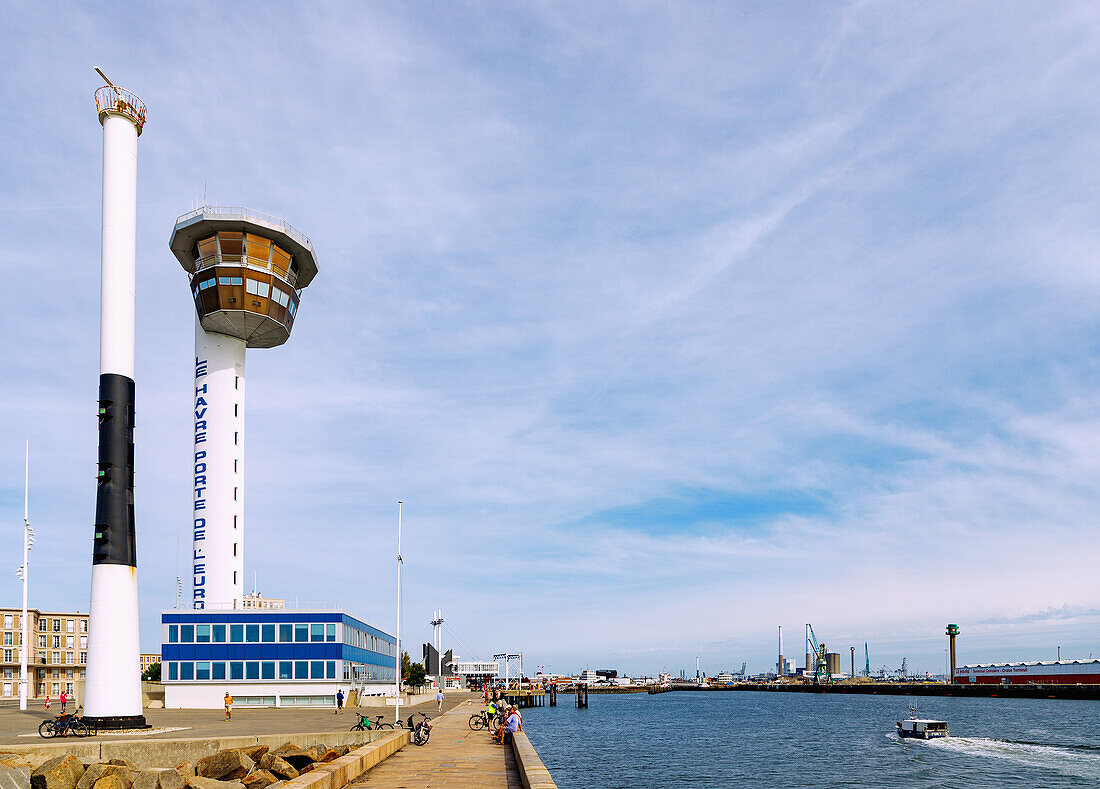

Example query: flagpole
[19,441,30,710]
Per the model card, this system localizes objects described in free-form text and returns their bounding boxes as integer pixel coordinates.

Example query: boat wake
[915,735,1100,779]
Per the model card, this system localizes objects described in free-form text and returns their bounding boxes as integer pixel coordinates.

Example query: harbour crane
[806,624,830,685]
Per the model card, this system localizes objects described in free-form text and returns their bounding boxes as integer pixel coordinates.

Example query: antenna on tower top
[94,68,116,88]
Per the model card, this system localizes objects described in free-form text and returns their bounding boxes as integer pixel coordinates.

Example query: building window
[261,662,275,680]
[230,662,244,680]
[310,624,324,642]
[52,636,59,649]
[294,661,308,679]
[279,661,292,680]
[52,620,60,632]
[79,652,86,664]
[246,662,259,680]
[213,662,226,680]
[67,620,74,633]
[168,662,178,681]
[38,636,45,648]
[38,652,45,664]
[311,661,324,679]
[38,620,45,632]
[80,621,87,633]
[66,636,74,649]
[294,624,308,643]
[2,633,10,646]
[261,624,275,643]
[230,625,243,642]
[196,662,211,681]
[80,636,87,649]
[168,625,178,644]
[179,625,194,643]
[3,650,10,663]
[180,662,194,681]
[65,652,73,664]
[326,624,336,642]
[51,652,59,665]
[245,625,259,643]
[196,625,210,643]
[2,615,11,628]
[213,625,226,643]
[279,624,292,642]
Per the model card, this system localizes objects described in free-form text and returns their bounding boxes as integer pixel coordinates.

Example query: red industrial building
[955,660,1100,685]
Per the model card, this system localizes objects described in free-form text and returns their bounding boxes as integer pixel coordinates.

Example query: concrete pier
[348,701,552,788]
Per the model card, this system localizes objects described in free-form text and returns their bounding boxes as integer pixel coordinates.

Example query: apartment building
[0,607,89,701]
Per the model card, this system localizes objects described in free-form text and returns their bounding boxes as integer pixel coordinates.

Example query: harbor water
[521,690,1100,787]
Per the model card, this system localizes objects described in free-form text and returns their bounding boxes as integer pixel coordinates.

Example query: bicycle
[407,712,432,746]
[468,709,490,730]
[39,714,89,739]
[349,713,394,732]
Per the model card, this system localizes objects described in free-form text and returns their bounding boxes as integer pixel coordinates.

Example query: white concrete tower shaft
[192,322,246,609]
[86,79,147,728]
[170,206,318,614]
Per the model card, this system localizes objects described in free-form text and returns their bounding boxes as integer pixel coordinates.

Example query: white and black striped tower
[85,71,147,730]
[169,208,317,610]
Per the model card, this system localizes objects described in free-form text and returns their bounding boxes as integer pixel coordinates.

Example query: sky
[1,1,1099,678]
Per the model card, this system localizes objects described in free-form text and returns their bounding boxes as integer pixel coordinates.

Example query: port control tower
[169,207,317,609]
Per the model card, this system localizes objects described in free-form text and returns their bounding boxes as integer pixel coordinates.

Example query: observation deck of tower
[170,206,318,610]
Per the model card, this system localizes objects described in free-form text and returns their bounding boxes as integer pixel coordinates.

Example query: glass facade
[161,611,395,685]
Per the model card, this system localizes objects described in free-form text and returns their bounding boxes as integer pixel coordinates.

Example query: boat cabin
[896,718,949,739]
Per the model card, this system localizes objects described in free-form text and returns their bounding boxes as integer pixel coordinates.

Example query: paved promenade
[0,694,472,746]
[350,700,522,788]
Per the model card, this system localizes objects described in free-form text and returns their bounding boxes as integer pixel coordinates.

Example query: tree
[407,663,427,687]
[399,651,426,687]
[141,662,161,682]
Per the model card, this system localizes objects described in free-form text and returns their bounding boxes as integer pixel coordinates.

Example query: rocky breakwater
[2,742,356,789]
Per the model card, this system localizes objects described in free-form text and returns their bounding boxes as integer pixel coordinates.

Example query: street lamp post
[394,500,403,725]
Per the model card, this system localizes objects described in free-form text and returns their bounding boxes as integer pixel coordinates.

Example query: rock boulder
[186,779,243,789]
[31,756,85,789]
[195,753,252,782]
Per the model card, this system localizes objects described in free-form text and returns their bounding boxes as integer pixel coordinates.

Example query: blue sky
[2,2,1099,677]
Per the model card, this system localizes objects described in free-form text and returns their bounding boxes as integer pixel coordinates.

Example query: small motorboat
[896,705,948,739]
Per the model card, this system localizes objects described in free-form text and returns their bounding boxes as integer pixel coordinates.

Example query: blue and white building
[161,609,395,708]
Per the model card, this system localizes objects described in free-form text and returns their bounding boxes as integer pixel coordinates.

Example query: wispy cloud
[1,1,1099,676]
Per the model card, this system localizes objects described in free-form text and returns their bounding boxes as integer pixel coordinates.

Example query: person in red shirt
[60,691,68,713]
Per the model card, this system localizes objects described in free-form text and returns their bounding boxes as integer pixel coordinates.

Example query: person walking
[336,689,344,715]
[435,688,444,712]
[59,690,68,713]
[224,691,233,721]
[43,694,50,713]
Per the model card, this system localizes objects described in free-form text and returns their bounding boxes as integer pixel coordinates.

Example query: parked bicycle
[39,714,89,739]
[350,713,395,732]
[407,712,432,746]
[468,708,506,732]
[468,709,489,730]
